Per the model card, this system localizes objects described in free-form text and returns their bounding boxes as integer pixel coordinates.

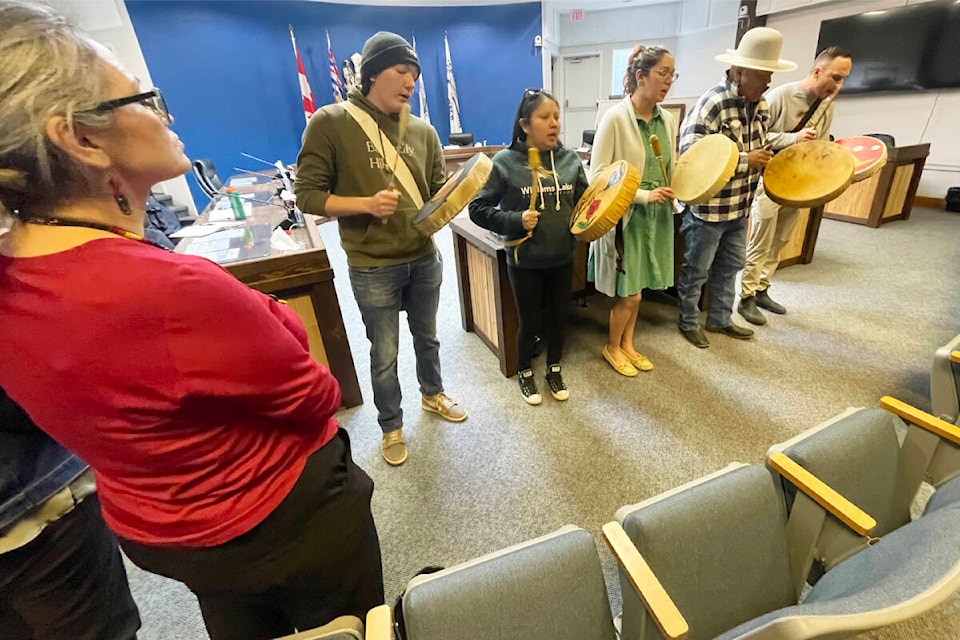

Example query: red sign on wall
[571,10,584,22]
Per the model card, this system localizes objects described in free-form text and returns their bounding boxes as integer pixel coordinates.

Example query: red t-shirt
[0,239,340,546]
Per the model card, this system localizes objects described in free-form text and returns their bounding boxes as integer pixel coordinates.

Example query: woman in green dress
[588,45,679,377]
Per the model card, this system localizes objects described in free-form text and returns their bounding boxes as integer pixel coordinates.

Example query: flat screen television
[817,0,960,94]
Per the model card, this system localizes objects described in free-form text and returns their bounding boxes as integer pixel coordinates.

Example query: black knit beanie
[360,31,420,93]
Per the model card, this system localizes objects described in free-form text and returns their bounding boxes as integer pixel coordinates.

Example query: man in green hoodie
[296,31,466,467]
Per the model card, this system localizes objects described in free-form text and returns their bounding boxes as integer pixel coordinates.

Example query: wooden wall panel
[286,295,329,366]
[466,244,498,349]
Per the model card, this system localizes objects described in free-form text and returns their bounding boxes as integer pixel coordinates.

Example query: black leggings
[120,429,384,640]
[507,263,574,371]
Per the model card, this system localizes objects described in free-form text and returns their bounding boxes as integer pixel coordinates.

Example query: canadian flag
[289,26,316,124]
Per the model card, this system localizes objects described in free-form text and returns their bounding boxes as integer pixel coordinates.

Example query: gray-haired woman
[0,3,383,638]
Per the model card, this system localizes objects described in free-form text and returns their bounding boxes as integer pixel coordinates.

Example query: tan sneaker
[381,429,407,466]
[421,392,467,422]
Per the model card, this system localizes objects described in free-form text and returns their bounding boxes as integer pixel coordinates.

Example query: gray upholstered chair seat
[716,501,960,640]
[923,473,960,515]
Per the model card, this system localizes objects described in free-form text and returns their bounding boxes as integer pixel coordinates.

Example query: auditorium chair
[191,158,224,198]
[767,398,960,573]
[606,461,960,640]
[368,525,620,640]
[931,333,960,424]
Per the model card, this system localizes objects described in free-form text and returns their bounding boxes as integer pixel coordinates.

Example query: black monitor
[817,1,960,94]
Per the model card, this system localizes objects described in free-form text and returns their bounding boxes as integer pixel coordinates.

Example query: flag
[412,35,430,125]
[289,26,315,124]
[327,30,345,103]
[444,33,462,134]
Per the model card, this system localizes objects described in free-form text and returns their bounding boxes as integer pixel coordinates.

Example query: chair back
[401,526,615,640]
[774,409,914,540]
[192,158,223,197]
[616,464,796,640]
[448,132,474,146]
[931,333,960,424]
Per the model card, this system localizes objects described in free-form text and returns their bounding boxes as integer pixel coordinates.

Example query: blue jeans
[677,212,748,331]
[349,251,444,433]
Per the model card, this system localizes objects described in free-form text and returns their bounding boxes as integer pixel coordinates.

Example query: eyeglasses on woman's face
[651,67,679,82]
[85,89,171,122]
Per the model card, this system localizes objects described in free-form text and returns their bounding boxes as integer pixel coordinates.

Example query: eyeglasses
[653,68,680,81]
[85,89,170,122]
[524,88,546,98]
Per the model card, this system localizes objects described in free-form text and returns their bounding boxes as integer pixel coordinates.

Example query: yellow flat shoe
[602,346,638,377]
[621,349,654,372]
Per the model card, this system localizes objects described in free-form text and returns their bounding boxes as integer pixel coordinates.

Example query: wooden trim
[767,452,877,536]
[602,522,689,640]
[310,282,362,408]
[880,396,960,447]
[799,205,824,264]
[915,196,946,210]
[822,211,868,226]
[452,232,475,333]
[365,605,392,640]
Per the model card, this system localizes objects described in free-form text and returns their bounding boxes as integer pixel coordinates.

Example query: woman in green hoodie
[470,90,589,406]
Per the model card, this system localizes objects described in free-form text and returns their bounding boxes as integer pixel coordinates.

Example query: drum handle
[649,135,672,206]
[504,149,542,263]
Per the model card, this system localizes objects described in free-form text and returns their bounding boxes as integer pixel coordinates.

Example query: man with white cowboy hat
[676,27,796,349]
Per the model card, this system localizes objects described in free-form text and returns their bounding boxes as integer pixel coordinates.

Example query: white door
[560,54,601,148]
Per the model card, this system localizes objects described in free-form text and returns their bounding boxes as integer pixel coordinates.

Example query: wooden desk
[450,214,520,377]
[823,143,930,228]
[176,176,362,408]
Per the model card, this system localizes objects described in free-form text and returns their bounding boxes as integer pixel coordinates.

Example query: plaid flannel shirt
[679,76,769,222]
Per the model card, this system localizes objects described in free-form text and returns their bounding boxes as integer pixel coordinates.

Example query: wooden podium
[823,143,930,228]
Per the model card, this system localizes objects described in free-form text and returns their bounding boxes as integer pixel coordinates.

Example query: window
[610,48,632,97]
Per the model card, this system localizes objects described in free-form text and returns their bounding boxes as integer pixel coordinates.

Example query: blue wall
[126,1,543,206]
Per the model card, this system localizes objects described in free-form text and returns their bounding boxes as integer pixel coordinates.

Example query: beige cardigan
[589,97,678,297]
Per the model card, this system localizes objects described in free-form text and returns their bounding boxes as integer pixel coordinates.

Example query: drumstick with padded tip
[648,134,671,204]
[381,103,411,223]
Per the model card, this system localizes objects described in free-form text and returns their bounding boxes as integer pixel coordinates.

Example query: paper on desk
[208,201,253,222]
[170,221,245,238]
[230,177,258,187]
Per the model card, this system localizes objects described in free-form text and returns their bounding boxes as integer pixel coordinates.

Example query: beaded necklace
[23,216,170,250]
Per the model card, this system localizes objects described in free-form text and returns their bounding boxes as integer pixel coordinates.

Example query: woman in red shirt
[0,3,382,638]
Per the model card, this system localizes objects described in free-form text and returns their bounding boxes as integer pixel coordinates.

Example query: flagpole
[412,33,430,125]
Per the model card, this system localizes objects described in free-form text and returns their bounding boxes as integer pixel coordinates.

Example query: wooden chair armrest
[365,604,393,640]
[881,396,960,446]
[602,521,689,640]
[767,452,877,536]
[950,350,960,365]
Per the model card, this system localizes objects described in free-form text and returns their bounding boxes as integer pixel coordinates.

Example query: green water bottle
[226,187,246,220]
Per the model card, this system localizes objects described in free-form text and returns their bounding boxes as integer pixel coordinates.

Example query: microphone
[233,167,282,181]
[240,152,278,167]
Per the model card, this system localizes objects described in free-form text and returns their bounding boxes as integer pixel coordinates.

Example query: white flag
[412,35,430,125]
[445,33,462,134]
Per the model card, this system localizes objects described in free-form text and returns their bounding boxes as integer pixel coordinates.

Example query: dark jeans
[677,212,748,331]
[507,262,574,371]
[349,251,444,433]
[120,429,384,640]
[0,494,141,640]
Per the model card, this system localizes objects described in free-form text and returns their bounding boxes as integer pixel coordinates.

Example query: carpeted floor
[126,207,960,639]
